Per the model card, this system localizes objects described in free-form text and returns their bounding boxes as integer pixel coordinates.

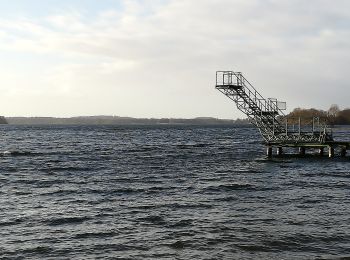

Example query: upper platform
[216,71,244,88]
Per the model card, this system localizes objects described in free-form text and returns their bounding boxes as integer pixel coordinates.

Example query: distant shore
[2,116,350,127]
[3,116,250,125]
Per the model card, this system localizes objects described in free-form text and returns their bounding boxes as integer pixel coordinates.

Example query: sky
[0,0,349,118]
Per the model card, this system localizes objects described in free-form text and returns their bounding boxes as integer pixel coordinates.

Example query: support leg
[277,147,283,156]
[328,147,335,158]
[318,148,324,156]
[267,146,272,158]
[340,147,347,157]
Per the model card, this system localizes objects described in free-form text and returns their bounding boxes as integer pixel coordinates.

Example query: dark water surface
[0,125,350,259]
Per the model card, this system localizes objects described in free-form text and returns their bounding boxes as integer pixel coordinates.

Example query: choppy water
[0,125,350,259]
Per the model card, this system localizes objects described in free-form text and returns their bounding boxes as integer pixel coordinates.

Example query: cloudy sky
[0,0,349,118]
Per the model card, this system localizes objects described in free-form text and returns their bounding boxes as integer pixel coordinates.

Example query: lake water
[0,125,349,259]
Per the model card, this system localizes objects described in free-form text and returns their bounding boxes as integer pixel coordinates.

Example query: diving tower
[215,71,349,157]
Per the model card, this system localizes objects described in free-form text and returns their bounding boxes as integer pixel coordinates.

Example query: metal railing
[282,116,331,135]
[216,71,286,116]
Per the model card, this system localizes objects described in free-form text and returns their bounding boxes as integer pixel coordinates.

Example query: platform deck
[267,141,350,149]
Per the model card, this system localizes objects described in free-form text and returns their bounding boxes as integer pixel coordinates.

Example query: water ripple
[0,125,349,259]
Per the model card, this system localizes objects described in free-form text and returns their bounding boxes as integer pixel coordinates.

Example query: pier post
[340,147,347,157]
[328,147,335,158]
[277,147,283,156]
[267,146,272,157]
[318,148,324,156]
[299,147,305,156]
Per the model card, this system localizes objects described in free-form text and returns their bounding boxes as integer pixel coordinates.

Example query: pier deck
[266,141,350,157]
[267,141,350,148]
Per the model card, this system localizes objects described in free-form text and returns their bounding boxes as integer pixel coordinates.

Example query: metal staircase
[215,71,333,144]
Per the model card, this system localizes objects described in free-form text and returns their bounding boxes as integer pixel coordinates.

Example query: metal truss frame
[215,71,333,144]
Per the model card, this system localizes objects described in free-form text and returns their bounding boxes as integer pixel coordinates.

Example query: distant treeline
[5,116,250,125]
[287,105,350,125]
[0,116,7,124]
[2,106,349,125]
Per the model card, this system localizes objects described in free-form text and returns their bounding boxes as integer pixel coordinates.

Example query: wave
[1,150,32,157]
[0,218,24,227]
[74,231,117,239]
[138,215,166,225]
[20,246,53,255]
[46,216,92,226]
[167,240,187,249]
[204,183,256,192]
[40,166,94,172]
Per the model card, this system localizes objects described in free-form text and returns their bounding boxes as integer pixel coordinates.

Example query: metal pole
[299,117,301,135]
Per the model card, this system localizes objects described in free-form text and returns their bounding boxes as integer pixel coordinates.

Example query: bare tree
[328,104,340,125]
[328,104,340,117]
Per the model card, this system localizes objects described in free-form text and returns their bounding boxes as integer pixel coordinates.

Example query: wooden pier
[215,71,349,158]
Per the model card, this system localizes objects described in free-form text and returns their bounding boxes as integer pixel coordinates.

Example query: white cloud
[0,0,350,117]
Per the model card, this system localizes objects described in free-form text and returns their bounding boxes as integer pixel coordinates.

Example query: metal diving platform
[215,71,350,157]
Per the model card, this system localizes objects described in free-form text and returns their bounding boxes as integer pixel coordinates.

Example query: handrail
[216,71,286,117]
